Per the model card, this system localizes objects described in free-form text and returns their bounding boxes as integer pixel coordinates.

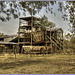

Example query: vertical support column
[31,14,33,46]
[59,32,62,53]
[13,45,15,54]
[61,30,63,53]
[54,31,56,53]
[55,31,57,53]
[18,18,21,53]
[56,31,58,53]
[30,3,33,56]
[50,30,53,55]
[15,45,16,59]
[31,16,33,56]
[52,32,54,53]
[23,27,25,45]
[5,46,7,53]
[59,35,61,53]
[62,30,63,50]
[45,30,47,54]
[13,45,16,59]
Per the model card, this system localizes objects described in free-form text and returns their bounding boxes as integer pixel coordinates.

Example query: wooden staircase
[46,35,63,52]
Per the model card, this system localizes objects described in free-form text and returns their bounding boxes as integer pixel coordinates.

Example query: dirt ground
[0,53,75,74]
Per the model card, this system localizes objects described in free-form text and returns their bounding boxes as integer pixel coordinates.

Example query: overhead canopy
[19,16,40,21]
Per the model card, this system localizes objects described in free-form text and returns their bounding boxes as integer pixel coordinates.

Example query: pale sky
[0,1,70,35]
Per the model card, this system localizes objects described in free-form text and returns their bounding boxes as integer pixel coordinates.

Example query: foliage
[0,1,75,33]
[64,33,75,54]
[65,1,75,34]
[0,1,56,21]
[65,33,72,40]
[40,15,55,28]
[0,33,4,37]
[64,39,69,49]
[71,37,75,44]
[70,37,75,52]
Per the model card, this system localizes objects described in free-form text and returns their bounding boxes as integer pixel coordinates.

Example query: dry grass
[0,53,75,74]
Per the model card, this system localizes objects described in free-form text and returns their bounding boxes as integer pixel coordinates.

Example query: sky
[0,1,70,35]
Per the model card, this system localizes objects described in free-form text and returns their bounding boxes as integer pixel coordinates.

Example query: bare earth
[0,53,75,74]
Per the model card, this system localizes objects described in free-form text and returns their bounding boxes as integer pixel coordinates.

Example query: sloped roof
[19,16,40,21]
[0,42,18,45]
[0,35,17,39]
[47,28,63,32]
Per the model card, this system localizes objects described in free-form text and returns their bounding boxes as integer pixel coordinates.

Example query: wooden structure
[17,16,63,54]
[0,35,17,42]
[0,42,18,58]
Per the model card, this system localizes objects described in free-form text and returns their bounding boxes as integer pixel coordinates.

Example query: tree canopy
[40,15,55,28]
[0,1,75,33]
[0,33,4,37]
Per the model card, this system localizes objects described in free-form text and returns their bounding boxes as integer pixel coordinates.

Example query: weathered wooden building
[0,35,17,42]
[15,16,63,54]
[0,35,18,53]
[0,16,63,54]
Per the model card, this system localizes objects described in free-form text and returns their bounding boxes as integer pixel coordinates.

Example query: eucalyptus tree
[40,15,55,28]
[0,1,75,33]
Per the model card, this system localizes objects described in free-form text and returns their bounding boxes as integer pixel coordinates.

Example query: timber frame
[18,16,63,54]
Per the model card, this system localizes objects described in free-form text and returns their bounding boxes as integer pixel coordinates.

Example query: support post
[50,30,53,55]
[30,2,33,57]
[13,45,16,59]
[18,18,21,53]
[45,30,47,54]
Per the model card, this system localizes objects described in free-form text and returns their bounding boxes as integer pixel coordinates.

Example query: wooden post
[18,18,21,53]
[23,26,25,45]
[30,23,32,57]
[45,30,47,54]
[13,45,16,59]
[62,30,63,52]
[59,35,61,53]
[30,2,33,57]
[30,50,32,57]
[50,30,53,55]
[13,45,14,54]
[56,31,57,53]
[55,31,56,53]
[54,31,57,53]
[5,46,7,53]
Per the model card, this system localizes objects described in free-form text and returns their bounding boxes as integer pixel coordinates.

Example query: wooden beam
[50,30,53,54]
[30,3,33,56]
[15,45,16,59]
[18,19,21,52]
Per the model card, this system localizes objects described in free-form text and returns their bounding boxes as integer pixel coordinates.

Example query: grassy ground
[0,53,75,74]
